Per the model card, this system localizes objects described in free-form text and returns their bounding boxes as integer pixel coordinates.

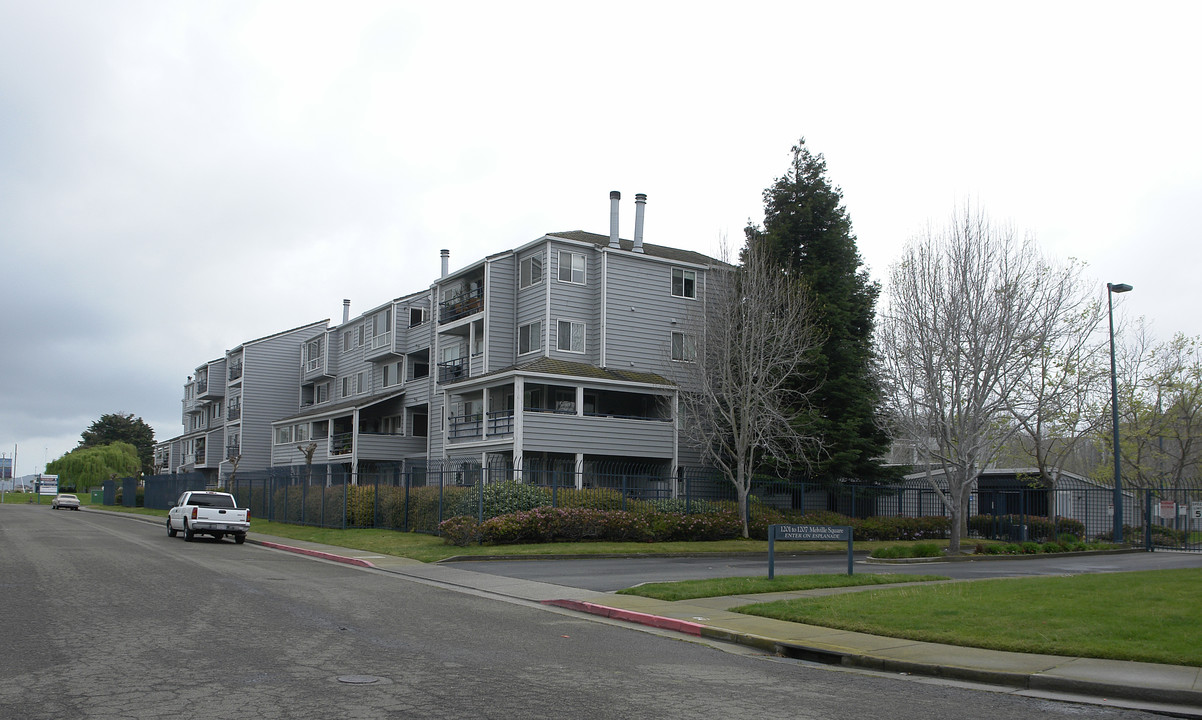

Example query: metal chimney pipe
[633,193,646,253]
[342,299,350,324]
[608,191,621,249]
[440,249,449,278]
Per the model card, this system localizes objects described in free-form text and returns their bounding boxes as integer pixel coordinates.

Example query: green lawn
[734,569,1202,667]
[617,573,949,601]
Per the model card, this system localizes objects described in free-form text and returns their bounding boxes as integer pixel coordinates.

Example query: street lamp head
[1108,283,1133,294]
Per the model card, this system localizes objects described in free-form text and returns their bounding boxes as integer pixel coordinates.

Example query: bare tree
[1106,328,1202,491]
[676,236,824,538]
[880,204,1096,553]
[298,442,318,486]
[1005,261,1109,496]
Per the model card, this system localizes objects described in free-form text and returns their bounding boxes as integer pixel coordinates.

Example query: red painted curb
[258,541,377,568]
[543,599,703,636]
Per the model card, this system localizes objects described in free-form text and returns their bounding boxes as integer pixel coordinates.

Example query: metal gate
[1144,487,1202,552]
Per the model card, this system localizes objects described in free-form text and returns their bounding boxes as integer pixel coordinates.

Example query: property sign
[1191,502,1202,521]
[768,524,855,579]
[36,475,58,496]
[1160,501,1177,519]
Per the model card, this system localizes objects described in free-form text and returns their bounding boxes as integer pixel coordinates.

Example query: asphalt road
[446,548,1202,591]
[0,504,1172,719]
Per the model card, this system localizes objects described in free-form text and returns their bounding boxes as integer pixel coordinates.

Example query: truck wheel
[167,519,177,537]
[234,534,246,545]
[183,522,194,542]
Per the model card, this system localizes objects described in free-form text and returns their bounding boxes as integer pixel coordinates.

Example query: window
[371,308,392,348]
[381,416,404,435]
[382,360,403,388]
[305,337,324,371]
[672,268,697,299]
[275,426,293,445]
[341,376,352,398]
[557,251,586,284]
[672,331,697,362]
[557,320,585,353]
[520,254,543,289]
[316,382,329,404]
[356,371,366,394]
[409,307,427,327]
[518,321,542,355]
[294,423,309,443]
[410,356,430,379]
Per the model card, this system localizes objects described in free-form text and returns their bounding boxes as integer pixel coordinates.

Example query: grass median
[616,573,949,601]
[732,569,1202,667]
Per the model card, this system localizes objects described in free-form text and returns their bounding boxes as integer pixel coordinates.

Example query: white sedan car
[51,494,81,510]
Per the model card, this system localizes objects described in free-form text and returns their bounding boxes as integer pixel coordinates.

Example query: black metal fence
[215,462,1175,543]
[143,473,208,510]
[1143,484,1202,552]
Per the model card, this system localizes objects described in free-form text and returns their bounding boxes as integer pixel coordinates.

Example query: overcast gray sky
[2,1,1199,475]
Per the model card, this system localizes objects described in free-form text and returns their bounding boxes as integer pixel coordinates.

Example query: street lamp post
[1108,282,1132,543]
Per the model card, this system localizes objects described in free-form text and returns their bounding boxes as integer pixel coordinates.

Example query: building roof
[546,230,721,266]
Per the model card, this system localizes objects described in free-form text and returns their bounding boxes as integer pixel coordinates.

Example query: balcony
[446,410,514,444]
[228,362,243,381]
[226,444,240,460]
[438,357,468,384]
[330,432,353,457]
[227,405,241,421]
[196,377,224,400]
[438,287,483,325]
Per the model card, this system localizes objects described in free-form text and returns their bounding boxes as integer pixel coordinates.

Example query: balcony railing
[488,410,514,436]
[448,413,483,440]
[227,405,241,421]
[330,432,353,456]
[228,363,243,381]
[226,444,240,460]
[438,287,483,324]
[196,379,208,394]
[437,357,467,384]
[371,331,392,350]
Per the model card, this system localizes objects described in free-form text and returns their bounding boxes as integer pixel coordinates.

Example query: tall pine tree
[745,138,895,484]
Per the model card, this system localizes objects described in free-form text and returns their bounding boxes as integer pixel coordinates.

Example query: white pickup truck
[167,491,250,544]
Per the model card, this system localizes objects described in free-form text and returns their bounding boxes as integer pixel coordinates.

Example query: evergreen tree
[745,138,895,484]
[79,412,155,475]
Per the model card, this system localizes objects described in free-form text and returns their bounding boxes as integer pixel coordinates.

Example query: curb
[254,540,378,568]
[541,599,703,636]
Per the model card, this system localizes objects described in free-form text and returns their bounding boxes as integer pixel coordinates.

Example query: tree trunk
[947,482,965,554]
[736,458,750,539]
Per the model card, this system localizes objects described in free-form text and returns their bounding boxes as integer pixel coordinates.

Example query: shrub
[453,481,551,520]
[913,542,942,557]
[439,515,481,546]
[1020,541,1040,554]
[645,497,726,515]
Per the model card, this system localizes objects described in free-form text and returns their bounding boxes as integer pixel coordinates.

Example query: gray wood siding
[522,413,674,458]
[603,253,703,375]
[514,247,548,358]
[239,323,325,471]
[486,255,516,371]
[548,243,601,364]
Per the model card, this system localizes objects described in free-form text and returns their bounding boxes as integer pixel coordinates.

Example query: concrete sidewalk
[253,536,1202,715]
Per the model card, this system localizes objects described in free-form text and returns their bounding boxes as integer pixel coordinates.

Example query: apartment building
[159,192,718,485]
[155,320,330,484]
[268,192,716,482]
